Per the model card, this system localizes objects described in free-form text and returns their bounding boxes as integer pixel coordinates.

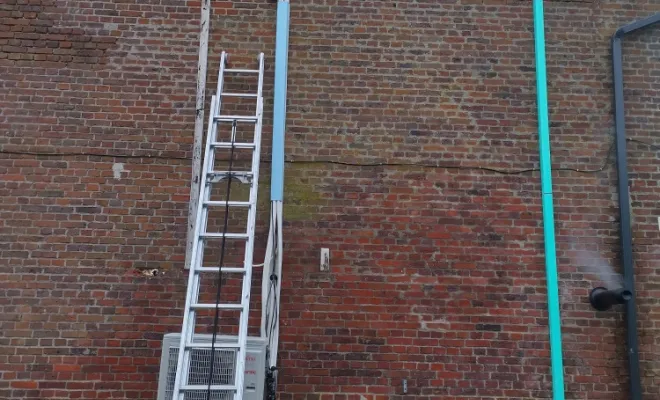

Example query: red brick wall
[0,0,198,398]
[2,0,660,399]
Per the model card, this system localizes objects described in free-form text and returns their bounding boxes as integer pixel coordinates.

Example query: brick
[10,381,38,389]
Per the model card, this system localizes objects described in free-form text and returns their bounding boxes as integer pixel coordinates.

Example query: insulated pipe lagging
[270,0,290,201]
[532,1,566,399]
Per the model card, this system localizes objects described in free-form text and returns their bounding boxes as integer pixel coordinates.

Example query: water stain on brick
[345,352,370,361]
[358,337,385,346]
[70,348,97,357]
[2,2,117,65]
[41,190,64,197]
[478,232,504,244]
[330,369,356,377]
[317,352,344,361]
[476,324,502,332]
[74,206,101,214]
[281,167,324,221]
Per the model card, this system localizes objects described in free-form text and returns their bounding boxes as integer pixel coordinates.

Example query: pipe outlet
[589,286,632,311]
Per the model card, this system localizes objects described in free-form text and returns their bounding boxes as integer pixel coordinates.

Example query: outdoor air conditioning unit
[157,333,266,400]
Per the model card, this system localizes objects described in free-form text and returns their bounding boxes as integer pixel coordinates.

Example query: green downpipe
[533,1,566,399]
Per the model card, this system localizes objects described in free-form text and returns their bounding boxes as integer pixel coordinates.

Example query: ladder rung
[181,384,237,391]
[215,115,258,122]
[208,171,253,176]
[221,92,258,98]
[190,303,244,310]
[211,142,256,149]
[225,68,259,74]
[200,232,249,239]
[196,266,246,273]
[185,342,240,350]
[203,200,251,207]
[207,171,253,183]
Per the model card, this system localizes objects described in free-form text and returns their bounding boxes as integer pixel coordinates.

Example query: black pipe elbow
[589,286,632,311]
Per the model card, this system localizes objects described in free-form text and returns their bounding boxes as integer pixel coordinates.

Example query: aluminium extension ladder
[171,51,265,400]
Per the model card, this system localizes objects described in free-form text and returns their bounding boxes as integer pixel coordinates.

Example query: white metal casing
[158,334,266,400]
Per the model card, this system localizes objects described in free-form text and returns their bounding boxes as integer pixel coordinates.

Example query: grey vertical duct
[610,12,660,400]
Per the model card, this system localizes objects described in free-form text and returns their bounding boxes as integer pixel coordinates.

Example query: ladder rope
[206,120,238,400]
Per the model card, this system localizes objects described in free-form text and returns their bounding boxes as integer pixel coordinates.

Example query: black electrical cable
[206,120,237,400]
[0,148,190,161]
[262,206,280,399]
[265,210,280,345]
[287,144,615,174]
[1,141,615,175]
[627,137,660,152]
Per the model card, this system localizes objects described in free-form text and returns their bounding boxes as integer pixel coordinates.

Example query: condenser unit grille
[164,346,236,400]
[178,392,233,400]
[158,334,266,400]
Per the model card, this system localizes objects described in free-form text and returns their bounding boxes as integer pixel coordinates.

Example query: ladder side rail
[192,57,225,393]
[173,52,228,400]
[173,93,219,400]
[189,93,218,346]
[233,52,266,400]
[216,51,228,96]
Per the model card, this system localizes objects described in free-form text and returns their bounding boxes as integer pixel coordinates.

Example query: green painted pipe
[533,1,566,399]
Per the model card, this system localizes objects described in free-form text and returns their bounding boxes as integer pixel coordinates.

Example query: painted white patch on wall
[320,248,330,271]
[112,163,125,179]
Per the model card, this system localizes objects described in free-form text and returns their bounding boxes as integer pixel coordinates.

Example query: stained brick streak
[1,0,660,399]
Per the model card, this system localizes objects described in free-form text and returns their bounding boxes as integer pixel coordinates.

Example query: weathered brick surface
[2,0,660,399]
